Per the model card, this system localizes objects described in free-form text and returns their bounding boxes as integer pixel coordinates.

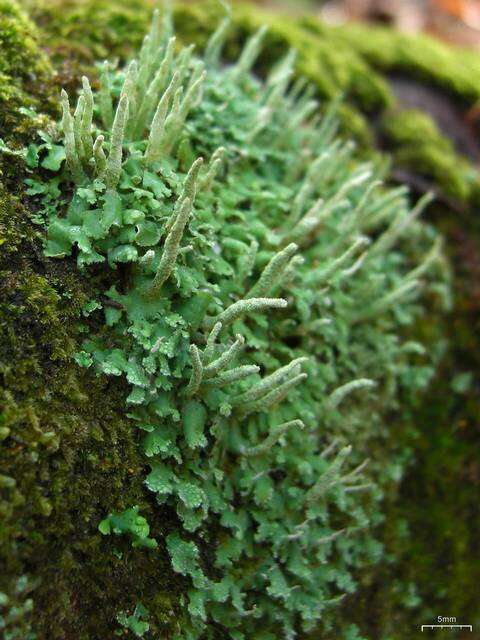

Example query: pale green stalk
[185,345,203,396]
[243,420,303,457]
[203,335,245,378]
[306,446,352,502]
[104,95,129,190]
[60,89,83,183]
[149,197,193,296]
[145,72,179,166]
[247,243,298,298]
[203,365,259,388]
[233,357,308,406]
[99,61,114,129]
[93,135,106,176]
[205,297,287,329]
[328,379,376,409]
[80,76,94,163]
[232,26,268,80]
[134,36,176,138]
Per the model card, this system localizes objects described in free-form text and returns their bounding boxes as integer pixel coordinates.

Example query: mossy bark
[1,1,479,638]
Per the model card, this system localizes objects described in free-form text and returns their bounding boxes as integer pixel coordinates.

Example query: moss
[345,370,480,639]
[27,0,149,64]
[0,0,53,141]
[26,0,389,108]
[331,20,480,104]
[0,3,184,637]
[381,107,479,204]
[0,184,187,638]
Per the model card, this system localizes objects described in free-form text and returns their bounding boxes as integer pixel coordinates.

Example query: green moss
[0,3,184,637]
[332,21,480,104]
[0,180,186,638]
[26,0,149,63]
[381,107,478,204]
[345,370,480,639]
[0,0,52,140]
[26,0,389,108]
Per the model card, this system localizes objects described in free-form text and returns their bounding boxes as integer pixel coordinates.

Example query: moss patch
[332,20,480,104]
[0,0,53,141]
[0,145,185,640]
[381,107,479,205]
[0,3,184,637]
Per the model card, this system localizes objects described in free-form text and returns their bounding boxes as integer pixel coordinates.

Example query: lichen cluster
[6,4,448,639]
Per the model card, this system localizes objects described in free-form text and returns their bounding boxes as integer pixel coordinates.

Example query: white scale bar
[421,625,472,631]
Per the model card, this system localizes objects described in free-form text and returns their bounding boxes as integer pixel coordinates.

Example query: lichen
[25,0,480,211]
[8,7,448,638]
[3,1,478,638]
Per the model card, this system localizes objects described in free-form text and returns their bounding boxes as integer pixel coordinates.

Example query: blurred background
[257,0,480,48]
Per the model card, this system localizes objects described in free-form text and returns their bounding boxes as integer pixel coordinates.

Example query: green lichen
[11,7,449,638]
[117,602,151,638]
[6,1,480,638]
[99,507,158,549]
[27,0,480,212]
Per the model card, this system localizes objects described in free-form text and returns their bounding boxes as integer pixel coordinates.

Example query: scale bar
[421,625,472,631]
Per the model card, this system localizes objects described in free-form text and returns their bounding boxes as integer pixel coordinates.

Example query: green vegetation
[2,0,479,638]
[0,0,51,140]
[2,5,448,638]
[117,602,151,638]
[0,4,182,639]
[24,0,480,211]
[99,507,158,549]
